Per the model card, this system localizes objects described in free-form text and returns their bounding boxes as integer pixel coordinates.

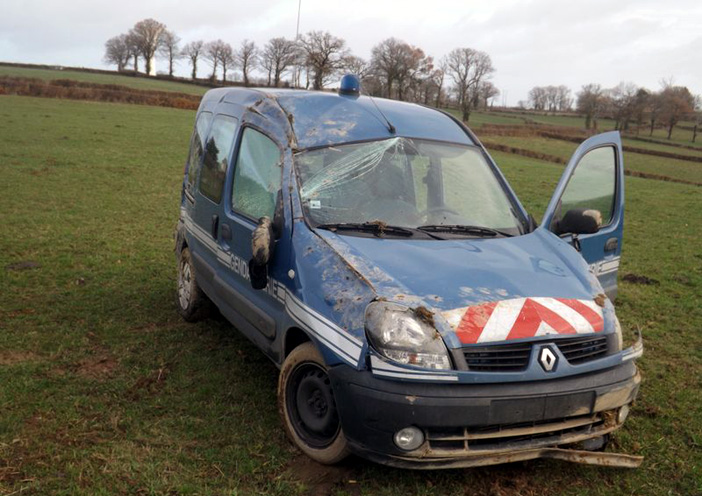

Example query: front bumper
[328,360,641,468]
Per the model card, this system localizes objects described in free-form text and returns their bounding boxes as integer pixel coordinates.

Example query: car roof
[202,87,474,150]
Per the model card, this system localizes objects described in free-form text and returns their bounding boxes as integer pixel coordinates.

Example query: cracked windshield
[296,137,524,235]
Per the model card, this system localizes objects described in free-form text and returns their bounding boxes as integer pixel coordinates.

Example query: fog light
[618,404,630,424]
[393,426,424,451]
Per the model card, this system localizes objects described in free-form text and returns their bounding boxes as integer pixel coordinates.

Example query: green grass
[1,95,701,495]
[622,137,702,158]
[0,65,208,95]
[484,135,702,184]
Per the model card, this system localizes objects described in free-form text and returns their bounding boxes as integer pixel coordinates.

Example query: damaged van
[175,75,643,468]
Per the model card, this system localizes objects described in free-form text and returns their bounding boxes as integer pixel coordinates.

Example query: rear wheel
[177,247,212,322]
[278,342,349,464]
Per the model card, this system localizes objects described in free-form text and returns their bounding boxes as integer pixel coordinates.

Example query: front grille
[555,335,609,364]
[426,413,611,454]
[461,334,610,371]
[463,343,531,372]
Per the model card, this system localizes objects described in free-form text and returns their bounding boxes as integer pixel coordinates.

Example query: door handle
[211,214,219,239]
[604,237,618,252]
[221,223,232,241]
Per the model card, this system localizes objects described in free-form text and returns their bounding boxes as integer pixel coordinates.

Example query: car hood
[316,229,609,346]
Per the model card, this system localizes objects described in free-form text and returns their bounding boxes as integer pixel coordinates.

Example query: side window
[231,128,283,219]
[185,111,212,196]
[200,115,238,203]
[560,146,616,225]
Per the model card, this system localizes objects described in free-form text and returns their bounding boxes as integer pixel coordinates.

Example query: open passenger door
[541,131,624,300]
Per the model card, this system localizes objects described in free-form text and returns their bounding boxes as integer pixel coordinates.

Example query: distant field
[0,64,209,95]
[1,94,700,495]
[484,135,702,184]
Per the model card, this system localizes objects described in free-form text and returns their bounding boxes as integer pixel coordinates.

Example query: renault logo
[539,346,557,372]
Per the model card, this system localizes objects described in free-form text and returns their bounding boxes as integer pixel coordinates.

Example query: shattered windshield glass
[295,137,523,234]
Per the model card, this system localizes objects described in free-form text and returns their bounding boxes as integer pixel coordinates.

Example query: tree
[158,30,181,77]
[182,40,204,80]
[130,18,166,75]
[443,47,494,122]
[204,39,228,81]
[261,37,300,87]
[104,34,131,72]
[433,64,446,108]
[576,84,605,129]
[658,84,696,139]
[609,82,639,131]
[343,55,370,80]
[237,40,257,86]
[126,32,140,72]
[647,91,664,136]
[369,38,404,99]
[220,43,235,82]
[301,31,349,90]
[632,88,650,135]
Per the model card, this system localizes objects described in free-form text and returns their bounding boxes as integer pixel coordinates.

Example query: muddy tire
[177,247,212,322]
[278,342,350,465]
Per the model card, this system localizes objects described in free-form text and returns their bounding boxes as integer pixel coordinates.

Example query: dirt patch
[126,367,170,400]
[0,351,40,366]
[5,261,41,271]
[622,273,660,286]
[75,355,118,380]
[282,455,361,496]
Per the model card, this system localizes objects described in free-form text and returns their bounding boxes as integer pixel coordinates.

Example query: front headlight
[365,302,452,370]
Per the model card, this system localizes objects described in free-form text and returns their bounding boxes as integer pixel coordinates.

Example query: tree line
[523,81,700,141]
[104,18,498,122]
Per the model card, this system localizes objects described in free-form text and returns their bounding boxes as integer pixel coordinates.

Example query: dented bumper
[328,360,642,469]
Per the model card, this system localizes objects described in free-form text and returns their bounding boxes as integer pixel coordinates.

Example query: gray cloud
[1,0,699,104]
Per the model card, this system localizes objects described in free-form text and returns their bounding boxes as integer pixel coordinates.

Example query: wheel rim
[286,362,340,448]
[178,258,192,310]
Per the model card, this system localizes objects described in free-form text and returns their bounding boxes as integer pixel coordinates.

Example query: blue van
[175,76,643,469]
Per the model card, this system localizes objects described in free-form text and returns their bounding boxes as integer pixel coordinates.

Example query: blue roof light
[338,74,360,96]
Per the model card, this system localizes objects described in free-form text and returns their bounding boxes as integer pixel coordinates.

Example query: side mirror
[249,216,274,290]
[554,208,602,235]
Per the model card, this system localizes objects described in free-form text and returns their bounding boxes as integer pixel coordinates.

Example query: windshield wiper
[315,222,415,237]
[416,224,513,238]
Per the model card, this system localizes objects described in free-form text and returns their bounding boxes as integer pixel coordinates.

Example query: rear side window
[231,128,282,219]
[200,115,238,203]
[185,111,212,197]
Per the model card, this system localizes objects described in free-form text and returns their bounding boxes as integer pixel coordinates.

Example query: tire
[278,342,350,464]
[176,247,212,322]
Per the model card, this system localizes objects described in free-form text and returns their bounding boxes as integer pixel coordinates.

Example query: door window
[559,146,616,225]
[185,111,213,197]
[231,128,282,219]
[200,115,238,203]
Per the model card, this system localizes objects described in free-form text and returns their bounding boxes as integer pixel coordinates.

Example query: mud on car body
[175,75,643,468]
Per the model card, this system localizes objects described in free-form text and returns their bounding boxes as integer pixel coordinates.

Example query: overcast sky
[1,0,700,105]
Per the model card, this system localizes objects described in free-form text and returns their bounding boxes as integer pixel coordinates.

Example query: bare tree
[126,32,140,72]
[220,43,235,82]
[104,34,131,71]
[443,47,494,122]
[659,83,696,139]
[158,30,181,77]
[182,41,204,80]
[261,37,300,87]
[237,40,258,86]
[300,31,350,90]
[647,91,664,136]
[130,18,167,75]
[609,82,639,131]
[342,55,370,80]
[432,64,446,108]
[369,38,404,98]
[577,84,605,129]
[204,40,228,81]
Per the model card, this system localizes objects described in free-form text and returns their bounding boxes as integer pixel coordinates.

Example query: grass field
[483,135,702,184]
[1,94,701,495]
[0,65,208,95]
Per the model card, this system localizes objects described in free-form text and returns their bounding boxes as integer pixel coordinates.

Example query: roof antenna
[340,74,396,134]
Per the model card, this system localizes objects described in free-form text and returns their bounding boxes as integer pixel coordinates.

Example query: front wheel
[278,342,349,464]
[177,247,212,322]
